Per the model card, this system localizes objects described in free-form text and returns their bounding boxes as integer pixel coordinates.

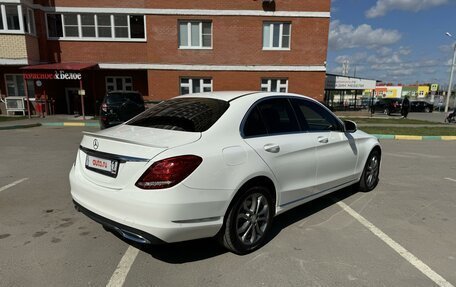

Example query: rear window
[127,98,229,132]
[106,92,143,105]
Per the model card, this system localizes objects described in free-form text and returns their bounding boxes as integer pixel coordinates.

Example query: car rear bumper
[69,165,227,244]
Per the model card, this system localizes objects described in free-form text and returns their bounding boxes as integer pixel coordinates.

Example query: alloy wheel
[235,193,270,246]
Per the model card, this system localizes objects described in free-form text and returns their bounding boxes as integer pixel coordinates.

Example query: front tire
[219,186,274,254]
[359,150,381,192]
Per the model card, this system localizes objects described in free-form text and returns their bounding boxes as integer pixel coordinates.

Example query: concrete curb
[373,134,456,141]
[0,123,42,130]
[41,122,100,127]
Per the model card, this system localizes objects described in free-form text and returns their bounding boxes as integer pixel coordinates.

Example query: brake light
[135,155,202,189]
[101,103,108,112]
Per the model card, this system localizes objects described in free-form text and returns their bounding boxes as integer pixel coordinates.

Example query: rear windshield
[106,93,143,105]
[127,98,230,132]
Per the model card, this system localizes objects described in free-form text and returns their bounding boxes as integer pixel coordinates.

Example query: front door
[290,98,359,193]
[65,88,80,115]
[242,98,317,206]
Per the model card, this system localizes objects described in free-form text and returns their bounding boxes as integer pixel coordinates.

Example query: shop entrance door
[65,88,80,115]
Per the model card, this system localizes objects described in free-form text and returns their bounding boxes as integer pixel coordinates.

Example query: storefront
[0,63,149,117]
[325,74,377,111]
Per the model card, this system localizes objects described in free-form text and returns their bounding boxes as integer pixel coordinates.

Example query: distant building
[0,0,331,116]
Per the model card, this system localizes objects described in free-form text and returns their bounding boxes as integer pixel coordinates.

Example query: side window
[243,106,268,137]
[257,98,300,135]
[292,99,341,132]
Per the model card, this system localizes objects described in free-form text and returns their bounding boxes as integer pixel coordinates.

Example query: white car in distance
[70,91,381,254]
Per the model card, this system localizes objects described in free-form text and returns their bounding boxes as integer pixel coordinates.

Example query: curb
[373,134,456,141]
[0,123,41,130]
[41,122,100,127]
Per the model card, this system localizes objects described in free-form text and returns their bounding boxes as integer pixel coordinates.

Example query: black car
[100,91,145,129]
[371,98,402,115]
[410,101,433,113]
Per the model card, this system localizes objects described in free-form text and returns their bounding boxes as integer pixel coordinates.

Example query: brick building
[0,0,331,115]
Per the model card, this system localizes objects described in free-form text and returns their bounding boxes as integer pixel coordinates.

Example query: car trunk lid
[78,125,201,189]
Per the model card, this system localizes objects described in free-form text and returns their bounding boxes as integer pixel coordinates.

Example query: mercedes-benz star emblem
[93,139,99,150]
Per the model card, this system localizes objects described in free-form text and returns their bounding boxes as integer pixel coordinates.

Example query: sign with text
[23,70,82,80]
[325,75,376,90]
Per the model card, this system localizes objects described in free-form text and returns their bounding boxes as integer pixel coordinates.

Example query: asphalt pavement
[0,126,455,286]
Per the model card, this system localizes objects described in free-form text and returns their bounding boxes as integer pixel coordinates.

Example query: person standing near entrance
[401,96,410,119]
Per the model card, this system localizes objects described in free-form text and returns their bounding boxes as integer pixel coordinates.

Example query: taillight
[101,103,108,112]
[135,155,202,189]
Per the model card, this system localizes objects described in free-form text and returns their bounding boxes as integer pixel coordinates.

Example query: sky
[327,0,456,87]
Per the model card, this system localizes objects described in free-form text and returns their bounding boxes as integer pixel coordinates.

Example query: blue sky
[327,0,456,87]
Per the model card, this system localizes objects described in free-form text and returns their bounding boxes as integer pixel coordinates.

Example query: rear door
[242,98,317,206]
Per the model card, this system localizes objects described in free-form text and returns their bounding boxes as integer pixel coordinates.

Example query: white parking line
[444,178,456,183]
[337,201,454,287]
[106,246,140,287]
[0,178,28,193]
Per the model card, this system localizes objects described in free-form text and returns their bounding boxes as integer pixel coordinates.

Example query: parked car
[371,98,402,115]
[410,101,433,113]
[100,91,145,129]
[70,91,381,254]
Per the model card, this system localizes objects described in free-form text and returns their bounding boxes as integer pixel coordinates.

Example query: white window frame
[0,4,35,35]
[106,76,133,92]
[180,78,213,94]
[5,74,23,97]
[45,13,146,42]
[178,21,212,49]
[262,22,291,50]
[261,78,288,93]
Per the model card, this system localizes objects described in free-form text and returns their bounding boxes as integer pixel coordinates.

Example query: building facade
[0,0,331,115]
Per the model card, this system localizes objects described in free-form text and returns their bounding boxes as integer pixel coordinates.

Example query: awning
[20,62,98,71]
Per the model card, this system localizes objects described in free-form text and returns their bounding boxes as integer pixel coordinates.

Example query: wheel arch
[223,176,277,222]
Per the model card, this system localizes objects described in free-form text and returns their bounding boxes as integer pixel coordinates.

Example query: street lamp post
[444,32,456,113]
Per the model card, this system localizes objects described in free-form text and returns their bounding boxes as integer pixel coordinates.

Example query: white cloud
[366,0,449,18]
[328,20,401,50]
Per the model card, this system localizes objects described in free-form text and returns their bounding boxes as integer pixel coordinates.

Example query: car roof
[176,91,316,102]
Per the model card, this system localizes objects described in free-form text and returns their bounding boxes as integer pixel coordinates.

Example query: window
[63,14,79,37]
[47,14,63,37]
[263,22,291,50]
[46,13,145,40]
[129,15,145,39]
[5,5,20,30]
[96,14,111,37]
[5,74,35,98]
[114,15,128,38]
[180,78,212,95]
[0,7,3,30]
[23,8,36,35]
[0,4,35,34]
[243,106,268,137]
[128,98,230,132]
[81,14,96,37]
[257,98,300,135]
[106,77,133,92]
[179,21,212,49]
[291,99,342,132]
[261,79,288,92]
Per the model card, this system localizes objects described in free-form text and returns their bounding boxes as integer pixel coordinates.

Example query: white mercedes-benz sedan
[70,91,381,254]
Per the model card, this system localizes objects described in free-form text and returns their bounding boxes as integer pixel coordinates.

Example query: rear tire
[358,149,381,192]
[219,186,274,255]
[384,108,390,116]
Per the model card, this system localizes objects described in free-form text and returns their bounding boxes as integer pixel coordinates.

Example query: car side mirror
[344,120,357,133]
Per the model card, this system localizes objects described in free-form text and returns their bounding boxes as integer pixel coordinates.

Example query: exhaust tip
[113,227,151,244]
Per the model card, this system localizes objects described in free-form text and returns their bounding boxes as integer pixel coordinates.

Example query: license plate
[85,155,119,177]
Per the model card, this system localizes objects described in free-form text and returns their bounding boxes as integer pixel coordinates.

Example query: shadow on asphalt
[109,186,360,264]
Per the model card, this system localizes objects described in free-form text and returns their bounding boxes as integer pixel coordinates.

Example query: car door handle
[318,136,329,144]
[264,143,280,153]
